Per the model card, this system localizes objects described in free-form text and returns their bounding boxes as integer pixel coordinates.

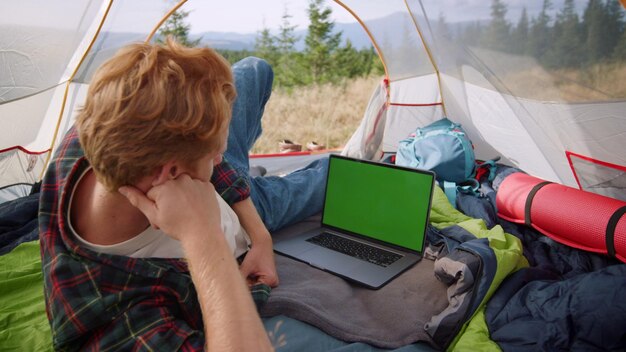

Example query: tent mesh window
[567,151,626,201]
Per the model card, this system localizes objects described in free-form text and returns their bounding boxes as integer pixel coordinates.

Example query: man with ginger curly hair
[38,39,327,350]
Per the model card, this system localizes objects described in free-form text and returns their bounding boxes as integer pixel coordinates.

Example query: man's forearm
[181,227,272,351]
[232,197,272,245]
[231,197,279,287]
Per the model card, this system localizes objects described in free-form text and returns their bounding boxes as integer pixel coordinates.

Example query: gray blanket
[261,218,449,349]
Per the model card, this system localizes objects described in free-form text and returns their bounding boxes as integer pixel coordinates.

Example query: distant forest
[445,0,626,69]
[161,0,626,88]
[217,0,383,88]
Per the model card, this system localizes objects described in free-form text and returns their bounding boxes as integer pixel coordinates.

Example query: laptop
[273,154,436,289]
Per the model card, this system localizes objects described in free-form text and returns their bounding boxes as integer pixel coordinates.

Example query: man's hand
[119,174,222,242]
[231,197,280,288]
[239,240,279,287]
[120,174,272,350]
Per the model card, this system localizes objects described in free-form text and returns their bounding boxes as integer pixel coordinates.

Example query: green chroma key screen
[322,156,434,252]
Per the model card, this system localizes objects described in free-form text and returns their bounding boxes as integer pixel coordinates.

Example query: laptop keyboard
[306,232,403,267]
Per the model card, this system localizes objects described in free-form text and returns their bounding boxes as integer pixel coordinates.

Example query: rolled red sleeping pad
[496,172,626,263]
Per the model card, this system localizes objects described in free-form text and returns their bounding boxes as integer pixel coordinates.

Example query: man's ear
[152,160,181,187]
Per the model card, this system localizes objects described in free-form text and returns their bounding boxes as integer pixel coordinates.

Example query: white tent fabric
[0,0,105,199]
[1,0,625,202]
[338,0,626,201]
[0,0,178,200]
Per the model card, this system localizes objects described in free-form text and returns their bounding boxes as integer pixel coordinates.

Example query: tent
[1,0,626,351]
[0,0,183,201]
[1,0,625,202]
[338,0,626,202]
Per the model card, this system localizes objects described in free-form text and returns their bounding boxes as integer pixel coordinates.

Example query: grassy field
[507,64,626,102]
[250,75,382,155]
[249,62,625,155]
[490,60,626,102]
[554,63,626,101]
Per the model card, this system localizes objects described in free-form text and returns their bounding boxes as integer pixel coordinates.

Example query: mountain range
[190,12,402,51]
[191,11,485,52]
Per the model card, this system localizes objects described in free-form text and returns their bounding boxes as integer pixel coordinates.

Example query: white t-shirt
[68,169,250,258]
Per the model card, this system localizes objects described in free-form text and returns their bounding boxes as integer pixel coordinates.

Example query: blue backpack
[396,118,496,207]
[396,118,475,182]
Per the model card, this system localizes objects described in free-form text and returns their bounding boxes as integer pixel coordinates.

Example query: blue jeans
[224,57,328,232]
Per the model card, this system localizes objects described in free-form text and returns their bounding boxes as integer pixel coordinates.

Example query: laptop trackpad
[299,246,361,272]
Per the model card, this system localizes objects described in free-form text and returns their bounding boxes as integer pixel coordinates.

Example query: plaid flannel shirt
[39,127,269,351]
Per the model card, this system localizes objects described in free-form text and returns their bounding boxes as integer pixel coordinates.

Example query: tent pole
[145,0,188,43]
[404,0,448,117]
[333,1,390,81]
[39,0,114,181]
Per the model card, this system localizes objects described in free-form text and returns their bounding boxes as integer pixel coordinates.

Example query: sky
[184,0,589,34]
[185,1,387,34]
[0,0,592,34]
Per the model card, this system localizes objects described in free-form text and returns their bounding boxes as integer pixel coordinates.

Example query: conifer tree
[582,0,607,64]
[304,0,342,84]
[333,40,376,79]
[255,25,279,67]
[510,8,529,55]
[368,46,385,76]
[483,0,511,52]
[275,8,305,87]
[548,0,583,68]
[459,21,484,47]
[604,0,625,58]
[158,8,200,47]
[528,0,553,62]
[276,9,299,55]
[613,30,626,61]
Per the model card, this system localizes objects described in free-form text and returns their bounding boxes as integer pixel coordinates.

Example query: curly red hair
[76,38,236,191]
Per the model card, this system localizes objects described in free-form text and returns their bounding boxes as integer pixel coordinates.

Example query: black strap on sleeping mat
[606,206,626,258]
[524,181,553,226]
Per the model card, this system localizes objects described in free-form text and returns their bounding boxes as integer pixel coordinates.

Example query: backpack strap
[442,181,458,208]
[442,179,480,208]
